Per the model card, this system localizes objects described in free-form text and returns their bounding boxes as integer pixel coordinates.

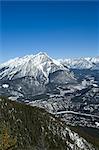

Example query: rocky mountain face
[0,53,99,131]
[0,96,98,150]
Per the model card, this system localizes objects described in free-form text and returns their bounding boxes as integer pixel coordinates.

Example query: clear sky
[0,0,99,62]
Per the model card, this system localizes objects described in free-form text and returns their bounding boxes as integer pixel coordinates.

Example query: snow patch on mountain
[2,84,9,88]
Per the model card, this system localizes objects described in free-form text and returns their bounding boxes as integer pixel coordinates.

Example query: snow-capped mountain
[0,52,76,99]
[0,52,74,82]
[59,56,99,69]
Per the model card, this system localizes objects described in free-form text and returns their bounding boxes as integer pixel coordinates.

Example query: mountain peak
[33,52,51,63]
[36,51,48,56]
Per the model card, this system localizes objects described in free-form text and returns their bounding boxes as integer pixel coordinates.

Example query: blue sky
[0,1,99,62]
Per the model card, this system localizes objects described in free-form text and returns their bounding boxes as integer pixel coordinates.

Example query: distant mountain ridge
[59,56,99,69]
